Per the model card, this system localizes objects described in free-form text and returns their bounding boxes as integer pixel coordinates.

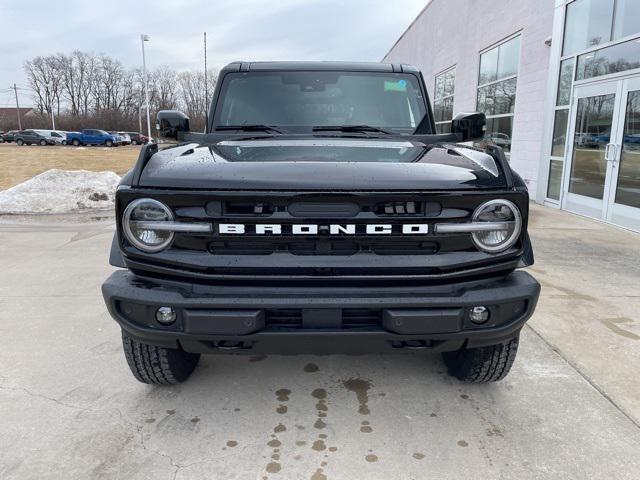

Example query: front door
[563,77,640,232]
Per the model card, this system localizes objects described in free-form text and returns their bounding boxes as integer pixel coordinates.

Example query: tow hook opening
[391,339,430,349]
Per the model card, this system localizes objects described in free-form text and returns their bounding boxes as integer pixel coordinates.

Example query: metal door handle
[605,143,617,162]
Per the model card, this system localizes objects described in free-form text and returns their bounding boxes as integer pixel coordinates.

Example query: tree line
[4,50,217,132]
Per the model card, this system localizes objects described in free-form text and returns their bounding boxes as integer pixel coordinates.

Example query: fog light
[156,306,176,325]
[469,306,490,324]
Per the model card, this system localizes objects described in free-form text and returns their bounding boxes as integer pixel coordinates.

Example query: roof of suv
[221,61,419,74]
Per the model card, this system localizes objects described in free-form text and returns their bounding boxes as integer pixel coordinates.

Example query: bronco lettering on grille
[216,223,429,235]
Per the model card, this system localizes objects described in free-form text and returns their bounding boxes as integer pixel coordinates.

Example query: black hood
[138,138,506,191]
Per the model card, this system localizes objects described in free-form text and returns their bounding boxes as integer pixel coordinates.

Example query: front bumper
[102,270,540,355]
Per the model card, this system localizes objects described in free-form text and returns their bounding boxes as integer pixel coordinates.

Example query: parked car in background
[14,130,56,146]
[127,132,149,145]
[2,130,19,143]
[0,131,4,142]
[33,129,67,145]
[66,129,120,147]
[110,132,131,145]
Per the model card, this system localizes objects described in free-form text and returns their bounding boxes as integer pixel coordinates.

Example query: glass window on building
[563,0,640,57]
[433,67,455,133]
[476,35,520,153]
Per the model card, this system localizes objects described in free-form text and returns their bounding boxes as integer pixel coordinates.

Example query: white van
[34,129,67,145]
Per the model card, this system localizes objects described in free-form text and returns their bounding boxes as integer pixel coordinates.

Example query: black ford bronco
[102,61,540,385]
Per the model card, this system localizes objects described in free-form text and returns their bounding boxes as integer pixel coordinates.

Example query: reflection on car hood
[139,138,505,191]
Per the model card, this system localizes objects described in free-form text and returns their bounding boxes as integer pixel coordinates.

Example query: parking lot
[0,204,639,479]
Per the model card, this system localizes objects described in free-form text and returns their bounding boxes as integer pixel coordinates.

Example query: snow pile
[0,169,121,214]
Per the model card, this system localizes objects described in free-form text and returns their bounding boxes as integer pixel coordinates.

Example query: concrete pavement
[0,204,639,479]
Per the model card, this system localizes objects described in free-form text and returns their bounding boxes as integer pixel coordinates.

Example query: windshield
[212,138,426,163]
[214,71,428,134]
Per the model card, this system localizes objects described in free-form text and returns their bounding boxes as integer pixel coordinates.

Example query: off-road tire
[442,336,519,382]
[16,138,24,146]
[121,330,200,385]
[72,139,81,146]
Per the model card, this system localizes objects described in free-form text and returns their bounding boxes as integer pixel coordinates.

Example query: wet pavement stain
[166,409,175,415]
[274,423,287,433]
[296,440,307,447]
[312,439,327,451]
[460,394,469,400]
[249,354,268,362]
[304,363,319,372]
[296,425,306,430]
[486,426,504,437]
[365,454,378,463]
[328,447,337,452]
[226,440,238,448]
[271,453,280,461]
[268,439,282,448]
[314,418,327,429]
[430,413,437,417]
[319,433,327,439]
[234,408,241,412]
[311,469,327,480]
[342,378,372,415]
[457,440,469,447]
[266,462,281,473]
[360,420,372,433]
[190,417,200,424]
[276,388,291,414]
[276,389,292,402]
[144,418,155,424]
[413,452,425,460]
[601,317,640,340]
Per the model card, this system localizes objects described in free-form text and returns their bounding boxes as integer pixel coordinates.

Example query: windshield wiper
[215,125,284,134]
[312,125,393,135]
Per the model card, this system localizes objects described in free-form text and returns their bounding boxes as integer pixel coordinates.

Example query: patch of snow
[0,169,120,214]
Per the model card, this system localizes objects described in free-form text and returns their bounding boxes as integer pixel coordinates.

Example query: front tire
[121,331,200,385]
[105,140,113,147]
[39,139,47,146]
[442,336,519,382]
[72,139,80,146]
[16,139,24,146]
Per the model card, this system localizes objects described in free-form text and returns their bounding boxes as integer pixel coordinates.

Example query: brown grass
[0,143,140,190]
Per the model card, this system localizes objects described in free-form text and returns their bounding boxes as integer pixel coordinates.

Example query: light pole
[140,34,152,140]
[46,83,55,129]
[13,83,22,130]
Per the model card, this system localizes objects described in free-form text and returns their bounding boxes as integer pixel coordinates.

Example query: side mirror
[156,110,190,141]
[451,112,486,142]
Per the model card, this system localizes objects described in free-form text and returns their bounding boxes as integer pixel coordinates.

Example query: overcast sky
[0,0,426,107]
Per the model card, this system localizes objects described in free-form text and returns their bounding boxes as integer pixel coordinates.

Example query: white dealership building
[384,0,640,232]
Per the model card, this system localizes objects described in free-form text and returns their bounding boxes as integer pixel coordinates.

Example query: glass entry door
[563,77,640,232]
[606,77,640,231]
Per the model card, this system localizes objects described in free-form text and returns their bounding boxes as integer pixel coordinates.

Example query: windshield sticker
[384,80,407,92]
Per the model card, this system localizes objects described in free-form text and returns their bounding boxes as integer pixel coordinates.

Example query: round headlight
[471,199,522,253]
[122,198,174,252]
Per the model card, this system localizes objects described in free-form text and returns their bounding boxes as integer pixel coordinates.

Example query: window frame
[476,32,522,155]
[432,65,456,133]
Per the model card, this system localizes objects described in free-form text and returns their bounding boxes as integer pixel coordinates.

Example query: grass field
[0,143,140,190]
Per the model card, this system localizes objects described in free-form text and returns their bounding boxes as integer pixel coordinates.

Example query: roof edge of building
[382,0,436,61]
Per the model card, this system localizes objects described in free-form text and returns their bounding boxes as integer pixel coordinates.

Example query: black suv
[14,130,55,146]
[102,62,540,385]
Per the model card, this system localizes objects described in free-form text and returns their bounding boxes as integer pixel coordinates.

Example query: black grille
[264,308,382,327]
